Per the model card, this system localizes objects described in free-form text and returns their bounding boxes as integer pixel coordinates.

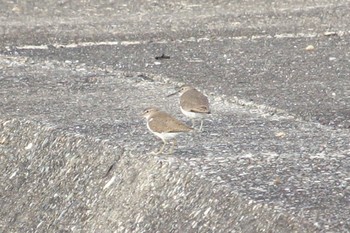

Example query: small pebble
[305,45,315,51]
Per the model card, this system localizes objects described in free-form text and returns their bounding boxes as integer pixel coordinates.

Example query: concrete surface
[1,0,350,232]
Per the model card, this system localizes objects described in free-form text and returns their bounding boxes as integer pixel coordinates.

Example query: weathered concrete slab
[1,118,314,232]
[1,0,350,232]
[1,55,349,232]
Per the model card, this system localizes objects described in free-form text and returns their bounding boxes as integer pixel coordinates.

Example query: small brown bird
[142,107,193,155]
[168,85,210,131]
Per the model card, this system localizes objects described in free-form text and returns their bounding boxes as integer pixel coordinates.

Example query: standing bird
[142,107,193,155]
[168,85,210,131]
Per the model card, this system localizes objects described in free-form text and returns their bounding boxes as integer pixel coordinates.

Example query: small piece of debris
[305,45,315,51]
[104,163,116,178]
[25,143,33,150]
[155,54,170,60]
[103,175,116,190]
[12,5,22,14]
[324,31,337,36]
[0,137,6,144]
[275,132,286,138]
[274,176,282,185]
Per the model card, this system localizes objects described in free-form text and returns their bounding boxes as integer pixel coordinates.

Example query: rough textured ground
[1,0,350,232]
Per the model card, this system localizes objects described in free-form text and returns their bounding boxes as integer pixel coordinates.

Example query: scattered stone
[305,45,315,51]
[324,31,337,36]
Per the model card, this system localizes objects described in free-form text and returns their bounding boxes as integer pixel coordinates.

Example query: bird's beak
[166,90,179,97]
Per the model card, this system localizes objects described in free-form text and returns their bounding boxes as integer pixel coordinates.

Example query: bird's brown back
[148,111,192,133]
[180,89,210,113]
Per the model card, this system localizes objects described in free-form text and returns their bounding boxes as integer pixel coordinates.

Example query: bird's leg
[191,119,195,128]
[152,139,167,155]
[157,140,167,154]
[199,120,204,131]
[168,138,177,155]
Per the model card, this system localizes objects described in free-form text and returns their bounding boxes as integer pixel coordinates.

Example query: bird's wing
[181,90,210,113]
[190,105,210,114]
[149,112,192,133]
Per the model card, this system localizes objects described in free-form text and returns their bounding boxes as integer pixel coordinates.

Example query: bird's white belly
[153,131,180,140]
[180,107,205,119]
[147,122,180,140]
